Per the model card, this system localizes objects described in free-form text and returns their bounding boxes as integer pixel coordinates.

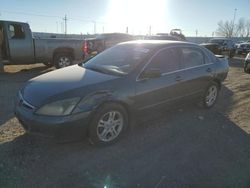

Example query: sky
[0,0,249,37]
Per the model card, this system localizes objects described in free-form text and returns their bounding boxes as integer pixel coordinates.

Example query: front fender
[73,91,114,114]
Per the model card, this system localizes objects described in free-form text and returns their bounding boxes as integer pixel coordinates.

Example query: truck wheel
[54,54,73,69]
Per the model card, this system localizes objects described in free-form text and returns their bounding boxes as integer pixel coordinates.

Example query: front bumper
[15,103,92,141]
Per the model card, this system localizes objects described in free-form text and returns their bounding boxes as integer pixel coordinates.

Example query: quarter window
[181,48,204,68]
[147,48,181,73]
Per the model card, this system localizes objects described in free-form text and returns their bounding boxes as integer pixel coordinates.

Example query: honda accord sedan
[15,40,229,145]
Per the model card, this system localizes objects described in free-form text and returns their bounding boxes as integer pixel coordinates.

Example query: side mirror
[141,68,161,79]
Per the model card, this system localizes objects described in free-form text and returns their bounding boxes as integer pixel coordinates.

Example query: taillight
[82,41,88,54]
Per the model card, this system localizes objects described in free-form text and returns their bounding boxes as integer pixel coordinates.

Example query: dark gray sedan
[15,41,229,145]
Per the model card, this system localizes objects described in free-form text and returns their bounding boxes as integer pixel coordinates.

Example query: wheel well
[212,79,221,89]
[53,48,75,61]
[86,100,131,137]
[90,100,131,125]
[99,101,131,117]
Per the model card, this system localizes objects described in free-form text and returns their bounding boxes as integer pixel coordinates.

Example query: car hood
[22,65,119,107]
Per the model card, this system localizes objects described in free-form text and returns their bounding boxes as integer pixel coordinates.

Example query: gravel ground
[0,60,250,188]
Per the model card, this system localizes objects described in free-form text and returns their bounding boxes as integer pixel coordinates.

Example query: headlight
[36,97,80,116]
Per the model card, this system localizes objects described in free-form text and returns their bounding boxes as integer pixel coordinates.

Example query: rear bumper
[15,104,92,142]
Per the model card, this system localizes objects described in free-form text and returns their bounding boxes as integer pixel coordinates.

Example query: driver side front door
[134,47,184,111]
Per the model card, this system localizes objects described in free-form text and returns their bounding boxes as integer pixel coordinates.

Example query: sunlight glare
[105,0,168,34]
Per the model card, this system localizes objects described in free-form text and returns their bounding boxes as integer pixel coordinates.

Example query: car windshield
[82,44,151,76]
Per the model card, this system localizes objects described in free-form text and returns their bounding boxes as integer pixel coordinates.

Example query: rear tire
[88,103,128,146]
[203,82,219,108]
[54,54,73,69]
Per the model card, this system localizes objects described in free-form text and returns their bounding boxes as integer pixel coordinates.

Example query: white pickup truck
[0,20,84,71]
[245,52,250,73]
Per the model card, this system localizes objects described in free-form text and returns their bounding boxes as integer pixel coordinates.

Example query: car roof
[118,40,199,49]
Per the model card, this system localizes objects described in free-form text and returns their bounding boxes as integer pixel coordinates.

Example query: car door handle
[206,68,212,73]
[175,76,183,82]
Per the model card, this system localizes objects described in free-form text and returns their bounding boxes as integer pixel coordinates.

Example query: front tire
[54,54,73,69]
[203,83,219,108]
[88,103,128,146]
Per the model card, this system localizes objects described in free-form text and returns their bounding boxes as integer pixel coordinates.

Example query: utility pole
[126,26,128,34]
[195,29,198,43]
[232,8,237,37]
[149,25,151,36]
[56,22,58,33]
[93,21,96,34]
[63,14,67,35]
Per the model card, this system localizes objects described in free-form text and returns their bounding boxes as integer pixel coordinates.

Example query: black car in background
[144,34,180,41]
[83,33,134,59]
[145,29,186,41]
[201,38,235,58]
[236,42,250,55]
[15,41,229,145]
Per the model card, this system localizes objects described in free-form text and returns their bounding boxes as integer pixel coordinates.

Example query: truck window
[9,24,25,39]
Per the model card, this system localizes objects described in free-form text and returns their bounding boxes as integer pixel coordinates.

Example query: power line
[1,10,107,24]
[0,10,61,18]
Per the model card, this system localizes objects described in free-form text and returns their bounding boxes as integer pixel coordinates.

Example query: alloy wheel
[96,111,124,142]
[205,85,218,107]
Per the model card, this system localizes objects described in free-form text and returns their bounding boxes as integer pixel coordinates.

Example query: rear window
[181,48,204,68]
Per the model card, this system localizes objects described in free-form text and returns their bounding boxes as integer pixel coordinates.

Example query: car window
[8,24,25,39]
[146,48,181,73]
[181,47,204,68]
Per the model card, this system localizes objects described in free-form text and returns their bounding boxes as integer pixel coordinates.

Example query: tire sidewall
[203,82,219,108]
[88,103,128,146]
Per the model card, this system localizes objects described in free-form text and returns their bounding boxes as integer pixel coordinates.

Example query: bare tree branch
[216,18,250,38]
